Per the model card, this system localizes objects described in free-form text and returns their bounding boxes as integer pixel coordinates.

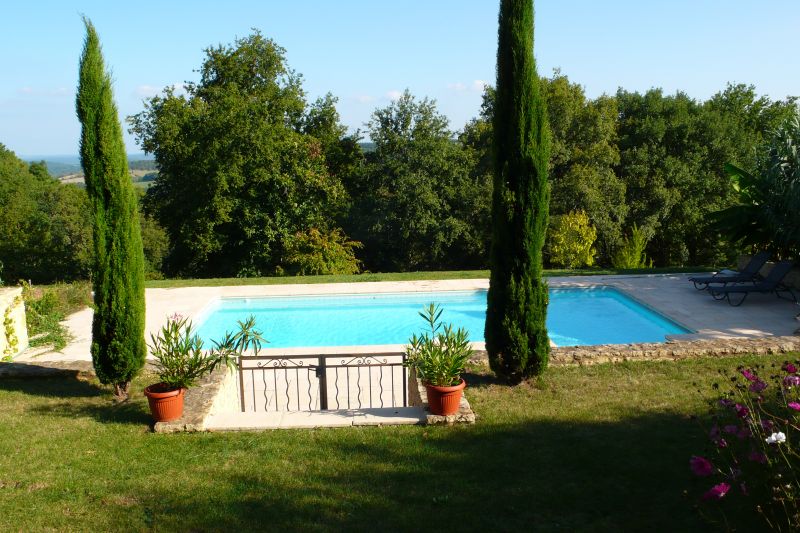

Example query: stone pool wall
[470,335,800,367]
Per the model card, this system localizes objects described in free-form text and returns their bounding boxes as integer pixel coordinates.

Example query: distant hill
[24,154,155,178]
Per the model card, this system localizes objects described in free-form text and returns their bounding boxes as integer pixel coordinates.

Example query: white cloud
[135,84,161,98]
[472,79,488,91]
[134,82,187,99]
[385,89,403,101]
[16,86,70,98]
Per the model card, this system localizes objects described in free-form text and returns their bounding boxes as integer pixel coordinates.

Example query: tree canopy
[129,31,355,277]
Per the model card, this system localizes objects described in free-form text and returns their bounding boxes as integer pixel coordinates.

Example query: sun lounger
[689,251,771,290]
[709,260,796,306]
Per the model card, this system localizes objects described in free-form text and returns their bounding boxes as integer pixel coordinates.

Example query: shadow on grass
[133,413,758,532]
[0,375,152,426]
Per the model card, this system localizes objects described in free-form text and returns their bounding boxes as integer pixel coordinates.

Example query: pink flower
[690,456,714,477]
[748,450,767,464]
[741,369,757,382]
[750,380,767,393]
[788,402,800,411]
[723,424,738,434]
[784,375,800,388]
[735,404,749,418]
[784,362,797,374]
[702,482,731,501]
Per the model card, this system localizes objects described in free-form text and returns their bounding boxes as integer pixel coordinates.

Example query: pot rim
[144,383,186,398]
[424,378,466,392]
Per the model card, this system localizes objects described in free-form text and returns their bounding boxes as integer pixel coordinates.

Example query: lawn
[0,354,779,531]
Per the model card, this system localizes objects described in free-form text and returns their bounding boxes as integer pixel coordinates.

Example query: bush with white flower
[690,361,800,529]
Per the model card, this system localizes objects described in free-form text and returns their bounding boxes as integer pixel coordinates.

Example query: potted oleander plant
[144,314,264,422]
[405,303,473,416]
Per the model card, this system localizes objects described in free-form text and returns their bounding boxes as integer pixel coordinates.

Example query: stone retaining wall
[408,368,476,425]
[0,287,27,360]
[471,336,800,367]
[154,367,232,433]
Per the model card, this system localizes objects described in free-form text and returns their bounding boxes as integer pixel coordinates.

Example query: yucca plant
[405,304,472,387]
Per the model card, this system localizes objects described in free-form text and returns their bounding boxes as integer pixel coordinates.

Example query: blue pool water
[194,287,689,348]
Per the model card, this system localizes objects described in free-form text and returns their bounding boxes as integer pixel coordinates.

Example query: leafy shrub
[405,303,472,386]
[148,314,265,390]
[284,228,362,276]
[712,113,800,258]
[612,224,653,269]
[547,211,597,268]
[690,362,800,530]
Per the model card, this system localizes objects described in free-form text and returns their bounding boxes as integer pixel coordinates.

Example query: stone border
[469,335,800,367]
[0,359,94,377]
[408,368,476,425]
[154,366,231,433]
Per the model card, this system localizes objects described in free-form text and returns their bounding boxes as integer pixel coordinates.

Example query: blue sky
[2,0,799,157]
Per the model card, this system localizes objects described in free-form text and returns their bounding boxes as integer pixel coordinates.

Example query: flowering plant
[690,361,800,529]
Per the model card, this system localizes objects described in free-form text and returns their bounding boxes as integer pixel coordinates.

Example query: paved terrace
[14,273,800,364]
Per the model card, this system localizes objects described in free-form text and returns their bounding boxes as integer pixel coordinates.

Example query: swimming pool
[194,287,690,348]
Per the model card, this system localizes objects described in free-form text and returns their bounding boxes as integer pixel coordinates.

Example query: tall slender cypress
[76,19,146,400]
[485,0,551,382]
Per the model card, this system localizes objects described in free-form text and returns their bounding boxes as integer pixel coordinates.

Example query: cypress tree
[484,0,551,382]
[76,19,146,400]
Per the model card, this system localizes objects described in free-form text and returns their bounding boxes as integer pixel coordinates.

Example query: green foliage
[547,211,597,268]
[544,73,626,260]
[712,113,800,258]
[129,31,350,278]
[21,281,91,351]
[77,19,147,398]
[404,304,472,387]
[485,0,550,381]
[147,314,264,390]
[615,85,796,266]
[344,91,489,271]
[0,145,93,283]
[139,211,170,279]
[2,294,22,360]
[612,224,653,269]
[283,228,361,275]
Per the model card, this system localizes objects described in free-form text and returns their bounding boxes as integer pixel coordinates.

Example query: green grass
[0,354,781,531]
[144,266,714,289]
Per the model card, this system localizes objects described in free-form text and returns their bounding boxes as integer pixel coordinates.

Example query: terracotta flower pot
[424,379,466,416]
[144,383,186,422]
